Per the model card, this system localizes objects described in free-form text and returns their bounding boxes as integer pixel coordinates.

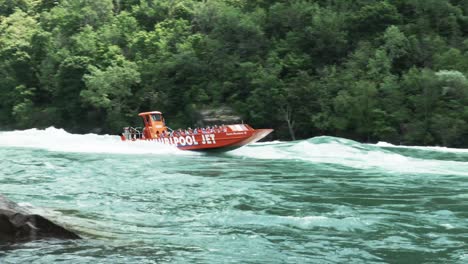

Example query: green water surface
[1,135,468,263]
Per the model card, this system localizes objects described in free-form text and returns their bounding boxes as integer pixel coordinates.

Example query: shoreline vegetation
[1,0,468,147]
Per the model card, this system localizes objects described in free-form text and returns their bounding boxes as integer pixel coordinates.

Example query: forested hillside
[1,0,468,146]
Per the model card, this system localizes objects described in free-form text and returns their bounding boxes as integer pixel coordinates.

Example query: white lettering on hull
[155,134,217,146]
[192,136,198,145]
[179,137,186,146]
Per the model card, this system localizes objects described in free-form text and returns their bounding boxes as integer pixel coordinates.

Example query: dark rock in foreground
[0,195,80,243]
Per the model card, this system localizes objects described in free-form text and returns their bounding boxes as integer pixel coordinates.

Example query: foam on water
[376,141,468,153]
[233,136,468,176]
[2,128,468,175]
[0,127,186,155]
[204,211,369,231]
[2,129,467,263]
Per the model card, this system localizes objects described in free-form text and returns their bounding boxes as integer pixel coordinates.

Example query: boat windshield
[151,114,162,121]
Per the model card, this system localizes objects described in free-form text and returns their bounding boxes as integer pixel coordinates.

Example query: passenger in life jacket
[129,127,137,139]
[123,127,131,139]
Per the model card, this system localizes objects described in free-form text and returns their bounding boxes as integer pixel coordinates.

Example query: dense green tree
[0,9,40,126]
[82,60,140,131]
[1,0,468,147]
[0,0,32,16]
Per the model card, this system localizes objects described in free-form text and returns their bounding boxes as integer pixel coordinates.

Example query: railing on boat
[122,127,143,140]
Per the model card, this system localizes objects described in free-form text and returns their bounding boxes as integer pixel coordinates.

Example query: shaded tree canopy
[1,0,468,147]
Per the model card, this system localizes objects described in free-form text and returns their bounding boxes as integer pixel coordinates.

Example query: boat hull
[180,129,273,151]
[124,128,273,152]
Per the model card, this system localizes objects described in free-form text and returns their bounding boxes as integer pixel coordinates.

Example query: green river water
[1,128,468,263]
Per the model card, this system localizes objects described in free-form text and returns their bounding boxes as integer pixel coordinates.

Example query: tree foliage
[1,0,468,146]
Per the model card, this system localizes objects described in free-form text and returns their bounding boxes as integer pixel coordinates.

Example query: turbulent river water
[1,128,468,263]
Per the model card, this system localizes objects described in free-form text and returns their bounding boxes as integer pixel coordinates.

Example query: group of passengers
[158,124,227,138]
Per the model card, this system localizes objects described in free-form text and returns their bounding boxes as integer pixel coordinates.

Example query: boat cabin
[138,111,167,139]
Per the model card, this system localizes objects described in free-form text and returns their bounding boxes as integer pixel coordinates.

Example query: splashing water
[0,127,186,155]
[1,128,468,263]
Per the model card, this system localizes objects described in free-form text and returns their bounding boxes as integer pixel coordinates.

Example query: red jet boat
[120,111,273,151]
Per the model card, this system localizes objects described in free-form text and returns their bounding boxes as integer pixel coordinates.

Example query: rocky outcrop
[195,107,242,126]
[0,195,80,243]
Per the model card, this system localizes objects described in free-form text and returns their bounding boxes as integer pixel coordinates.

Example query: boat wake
[1,128,468,176]
[0,127,185,155]
[231,136,468,176]
[376,141,468,153]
